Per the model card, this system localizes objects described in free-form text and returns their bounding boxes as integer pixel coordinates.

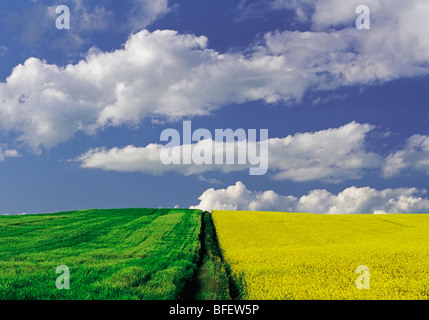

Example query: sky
[0,0,429,214]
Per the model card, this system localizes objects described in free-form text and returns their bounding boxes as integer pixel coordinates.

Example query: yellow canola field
[212,211,429,300]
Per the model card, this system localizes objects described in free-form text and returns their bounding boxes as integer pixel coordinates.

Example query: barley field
[212,211,429,300]
[0,208,202,300]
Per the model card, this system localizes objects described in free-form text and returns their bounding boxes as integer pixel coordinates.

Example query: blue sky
[0,0,429,214]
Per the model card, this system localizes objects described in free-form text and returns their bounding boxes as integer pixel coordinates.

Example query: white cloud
[75,142,252,176]
[0,30,215,149]
[2,1,429,151]
[128,0,170,31]
[268,122,381,182]
[5,29,300,150]
[0,147,20,161]
[191,181,429,214]
[0,27,346,150]
[251,0,429,86]
[75,122,381,182]
[191,181,298,212]
[383,135,429,178]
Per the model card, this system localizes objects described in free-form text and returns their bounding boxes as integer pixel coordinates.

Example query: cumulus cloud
[383,135,429,178]
[75,122,381,182]
[0,30,215,149]
[268,122,381,182]
[2,1,429,151]
[191,181,429,214]
[3,28,305,150]
[0,27,347,150]
[191,181,298,212]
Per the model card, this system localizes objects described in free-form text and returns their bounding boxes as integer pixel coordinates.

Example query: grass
[194,211,230,300]
[212,211,429,300]
[0,208,202,300]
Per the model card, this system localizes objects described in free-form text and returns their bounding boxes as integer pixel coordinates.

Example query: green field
[0,208,203,300]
